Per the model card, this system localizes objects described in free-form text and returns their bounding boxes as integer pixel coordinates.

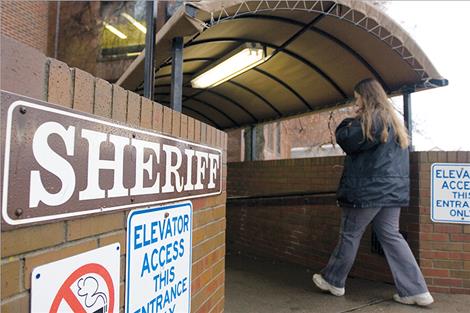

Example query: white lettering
[162,145,184,193]
[194,151,208,190]
[79,129,128,200]
[29,122,76,207]
[183,149,195,191]
[208,153,219,189]
[130,139,161,196]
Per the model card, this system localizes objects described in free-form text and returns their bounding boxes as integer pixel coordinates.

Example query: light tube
[121,13,147,34]
[103,22,127,39]
[191,45,269,89]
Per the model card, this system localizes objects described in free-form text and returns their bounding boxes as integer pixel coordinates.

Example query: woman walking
[312,78,433,306]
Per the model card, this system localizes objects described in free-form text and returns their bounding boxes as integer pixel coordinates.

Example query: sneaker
[393,292,434,306]
[312,274,345,296]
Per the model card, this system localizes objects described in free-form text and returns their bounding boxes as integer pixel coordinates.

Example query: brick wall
[415,151,470,294]
[228,157,344,197]
[1,38,227,313]
[227,157,399,284]
[227,153,470,294]
[0,1,49,53]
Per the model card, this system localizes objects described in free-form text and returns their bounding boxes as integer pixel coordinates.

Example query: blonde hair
[354,78,409,149]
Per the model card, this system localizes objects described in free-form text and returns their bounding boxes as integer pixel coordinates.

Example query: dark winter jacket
[335,117,409,208]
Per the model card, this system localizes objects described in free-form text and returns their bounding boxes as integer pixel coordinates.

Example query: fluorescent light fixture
[103,22,127,39]
[121,13,147,34]
[191,43,271,89]
[126,52,141,57]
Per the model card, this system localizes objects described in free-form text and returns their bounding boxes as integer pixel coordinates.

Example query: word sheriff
[29,121,220,208]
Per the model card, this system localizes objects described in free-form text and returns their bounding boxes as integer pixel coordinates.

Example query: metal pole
[251,125,256,160]
[403,92,413,151]
[143,0,157,100]
[170,37,184,112]
[54,1,61,59]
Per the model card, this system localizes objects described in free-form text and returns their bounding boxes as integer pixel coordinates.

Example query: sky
[384,1,470,151]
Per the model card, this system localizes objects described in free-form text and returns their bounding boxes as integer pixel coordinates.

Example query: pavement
[224,254,469,313]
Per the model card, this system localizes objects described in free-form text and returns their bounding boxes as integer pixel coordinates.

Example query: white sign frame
[126,201,192,313]
[2,98,222,226]
[31,243,121,313]
[431,163,470,224]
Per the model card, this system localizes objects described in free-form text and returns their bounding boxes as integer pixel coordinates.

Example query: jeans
[321,207,428,296]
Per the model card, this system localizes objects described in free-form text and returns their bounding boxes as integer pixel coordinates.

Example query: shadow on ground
[224,254,469,313]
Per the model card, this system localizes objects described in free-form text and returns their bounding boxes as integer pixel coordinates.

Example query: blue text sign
[431,163,470,224]
[126,201,192,313]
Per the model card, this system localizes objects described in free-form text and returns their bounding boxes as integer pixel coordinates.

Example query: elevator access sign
[431,163,470,224]
[126,201,192,313]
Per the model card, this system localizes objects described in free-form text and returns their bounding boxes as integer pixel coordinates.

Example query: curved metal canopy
[118,0,448,130]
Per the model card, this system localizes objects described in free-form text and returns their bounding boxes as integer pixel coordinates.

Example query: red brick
[207,125,213,146]
[420,233,449,241]
[194,119,201,142]
[449,288,470,295]
[1,292,29,313]
[24,238,98,288]
[457,151,468,162]
[449,252,470,261]
[172,110,181,137]
[193,219,226,245]
[1,258,21,298]
[432,242,463,251]
[434,224,463,233]
[127,91,141,126]
[195,283,224,313]
[192,246,225,278]
[152,101,164,132]
[0,1,48,52]
[191,272,224,313]
[140,97,153,129]
[112,85,127,123]
[433,260,463,270]
[2,222,65,257]
[451,234,470,242]
[432,278,462,287]
[94,78,112,118]
[192,232,225,262]
[66,212,124,241]
[208,297,224,313]
[428,286,449,293]
[422,268,449,277]
[181,114,188,139]
[163,106,172,134]
[450,270,470,280]
[72,68,94,113]
[201,123,207,144]
[188,117,195,141]
[47,59,73,107]
[99,230,126,256]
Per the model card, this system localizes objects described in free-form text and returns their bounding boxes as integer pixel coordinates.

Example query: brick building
[1,1,469,313]
[0,1,49,53]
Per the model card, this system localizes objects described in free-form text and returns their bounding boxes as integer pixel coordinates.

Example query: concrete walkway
[225,254,469,313]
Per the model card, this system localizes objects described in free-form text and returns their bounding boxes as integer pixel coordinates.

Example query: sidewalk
[225,254,469,313]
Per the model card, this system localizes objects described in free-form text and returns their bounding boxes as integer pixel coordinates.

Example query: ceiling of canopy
[117,0,447,130]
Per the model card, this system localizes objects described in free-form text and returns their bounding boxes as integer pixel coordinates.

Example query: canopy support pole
[403,92,413,151]
[170,37,184,112]
[143,0,157,100]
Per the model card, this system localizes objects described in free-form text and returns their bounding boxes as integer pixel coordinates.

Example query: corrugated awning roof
[117,0,448,130]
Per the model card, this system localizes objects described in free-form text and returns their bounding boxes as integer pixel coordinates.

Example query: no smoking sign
[31,243,120,313]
